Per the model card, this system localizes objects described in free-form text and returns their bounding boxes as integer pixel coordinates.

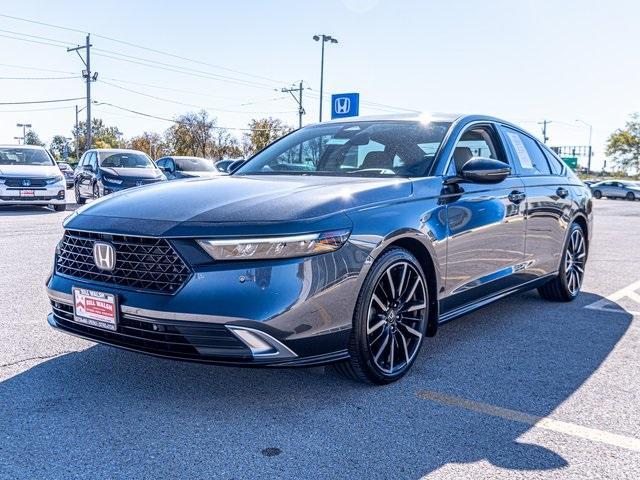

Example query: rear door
[499,126,571,278]
[441,123,527,312]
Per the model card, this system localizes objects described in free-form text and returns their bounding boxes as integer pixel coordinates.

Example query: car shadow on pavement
[0,291,632,479]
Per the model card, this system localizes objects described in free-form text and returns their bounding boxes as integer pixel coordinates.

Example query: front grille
[5,177,48,187]
[56,229,191,294]
[50,301,251,360]
[1,195,58,201]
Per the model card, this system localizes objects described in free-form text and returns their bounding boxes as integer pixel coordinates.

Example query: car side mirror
[227,159,245,173]
[159,166,171,174]
[452,157,511,184]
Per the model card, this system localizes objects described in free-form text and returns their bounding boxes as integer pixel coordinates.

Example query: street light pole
[313,34,338,122]
[575,119,593,175]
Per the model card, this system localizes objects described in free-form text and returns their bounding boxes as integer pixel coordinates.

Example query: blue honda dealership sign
[331,93,360,119]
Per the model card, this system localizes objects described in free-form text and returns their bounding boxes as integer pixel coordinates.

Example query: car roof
[0,144,47,149]
[90,148,148,154]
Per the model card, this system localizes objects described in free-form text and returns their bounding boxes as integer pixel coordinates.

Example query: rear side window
[502,127,551,176]
[542,148,566,175]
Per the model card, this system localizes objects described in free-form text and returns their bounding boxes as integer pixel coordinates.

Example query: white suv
[0,145,66,211]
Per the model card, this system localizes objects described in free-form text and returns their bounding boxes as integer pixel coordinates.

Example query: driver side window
[447,125,505,176]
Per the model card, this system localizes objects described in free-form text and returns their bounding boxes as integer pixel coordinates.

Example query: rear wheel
[74,183,86,205]
[538,223,587,302]
[592,190,602,199]
[626,192,636,201]
[52,204,66,212]
[335,248,428,384]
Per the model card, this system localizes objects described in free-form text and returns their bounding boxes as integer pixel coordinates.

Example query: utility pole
[281,81,306,129]
[313,34,338,122]
[16,123,31,143]
[68,34,97,151]
[75,105,80,156]
[538,120,551,143]
[575,119,593,175]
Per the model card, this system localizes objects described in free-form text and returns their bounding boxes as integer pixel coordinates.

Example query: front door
[441,123,527,312]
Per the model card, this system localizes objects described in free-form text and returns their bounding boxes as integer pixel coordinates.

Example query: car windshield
[175,157,216,172]
[235,121,451,177]
[622,181,640,187]
[99,152,155,169]
[0,147,54,166]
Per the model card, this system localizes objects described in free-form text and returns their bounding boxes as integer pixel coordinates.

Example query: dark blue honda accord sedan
[47,113,593,384]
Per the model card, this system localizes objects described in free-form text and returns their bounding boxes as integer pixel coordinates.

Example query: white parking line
[417,390,640,453]
[584,279,640,316]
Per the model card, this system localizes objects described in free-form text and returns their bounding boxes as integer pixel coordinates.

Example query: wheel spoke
[368,319,386,335]
[386,269,396,299]
[402,301,426,313]
[388,334,395,372]
[398,329,410,365]
[402,323,422,339]
[374,331,390,362]
[372,293,387,312]
[397,263,408,298]
[404,276,422,302]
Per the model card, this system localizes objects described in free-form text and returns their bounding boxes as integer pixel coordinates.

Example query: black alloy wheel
[335,248,428,384]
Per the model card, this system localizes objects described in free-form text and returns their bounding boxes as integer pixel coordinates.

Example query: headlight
[0,176,6,184]
[104,176,123,185]
[197,229,351,260]
[45,175,64,185]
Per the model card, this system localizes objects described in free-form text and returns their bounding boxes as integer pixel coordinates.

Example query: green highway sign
[562,156,578,170]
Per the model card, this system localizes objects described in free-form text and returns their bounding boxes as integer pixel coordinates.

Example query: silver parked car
[590,180,640,200]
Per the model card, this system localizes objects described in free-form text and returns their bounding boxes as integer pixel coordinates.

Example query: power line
[93,48,278,90]
[0,28,76,47]
[99,79,295,114]
[0,32,70,48]
[0,63,76,74]
[0,97,84,105]
[0,105,76,113]
[0,13,285,86]
[0,75,80,80]
[95,101,272,131]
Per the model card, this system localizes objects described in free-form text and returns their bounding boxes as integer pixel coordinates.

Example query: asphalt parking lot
[0,197,639,479]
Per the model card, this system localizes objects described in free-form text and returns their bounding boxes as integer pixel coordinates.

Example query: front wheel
[93,183,100,199]
[626,192,636,201]
[74,183,86,205]
[538,223,587,302]
[592,190,602,199]
[335,247,429,384]
[52,204,66,212]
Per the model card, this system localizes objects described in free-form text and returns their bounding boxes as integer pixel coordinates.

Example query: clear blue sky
[1,0,638,170]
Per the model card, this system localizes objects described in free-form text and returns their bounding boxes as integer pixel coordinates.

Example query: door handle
[508,190,526,204]
[556,187,569,198]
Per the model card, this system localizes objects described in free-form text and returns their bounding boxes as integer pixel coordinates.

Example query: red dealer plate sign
[73,287,118,331]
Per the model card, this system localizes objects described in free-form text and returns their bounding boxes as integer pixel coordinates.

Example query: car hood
[0,164,61,177]
[99,167,163,179]
[67,175,414,237]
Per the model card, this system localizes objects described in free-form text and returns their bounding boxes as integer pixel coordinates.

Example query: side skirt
[438,273,557,325]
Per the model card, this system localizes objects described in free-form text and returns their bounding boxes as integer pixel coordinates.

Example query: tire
[626,192,635,201]
[53,204,66,212]
[335,247,429,384]
[592,190,602,199]
[74,183,86,205]
[538,223,587,302]
[93,183,100,199]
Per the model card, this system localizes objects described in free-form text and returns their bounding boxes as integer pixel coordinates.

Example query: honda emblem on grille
[22,179,31,187]
[136,180,143,187]
[93,242,116,271]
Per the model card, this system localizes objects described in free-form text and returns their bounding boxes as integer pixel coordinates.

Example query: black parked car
[56,161,75,188]
[48,114,592,384]
[73,149,166,204]
[156,156,224,180]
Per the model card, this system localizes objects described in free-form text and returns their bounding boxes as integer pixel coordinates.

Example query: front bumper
[0,184,66,205]
[46,244,366,367]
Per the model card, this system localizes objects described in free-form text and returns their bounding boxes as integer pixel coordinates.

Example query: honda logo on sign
[334,97,351,115]
[331,93,359,119]
[93,242,116,271]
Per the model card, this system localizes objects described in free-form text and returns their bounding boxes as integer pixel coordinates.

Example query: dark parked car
[56,161,75,188]
[213,159,236,173]
[73,149,166,204]
[156,156,224,180]
[589,180,640,200]
[47,114,592,384]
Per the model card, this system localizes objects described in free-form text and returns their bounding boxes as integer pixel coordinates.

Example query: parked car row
[0,144,242,210]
